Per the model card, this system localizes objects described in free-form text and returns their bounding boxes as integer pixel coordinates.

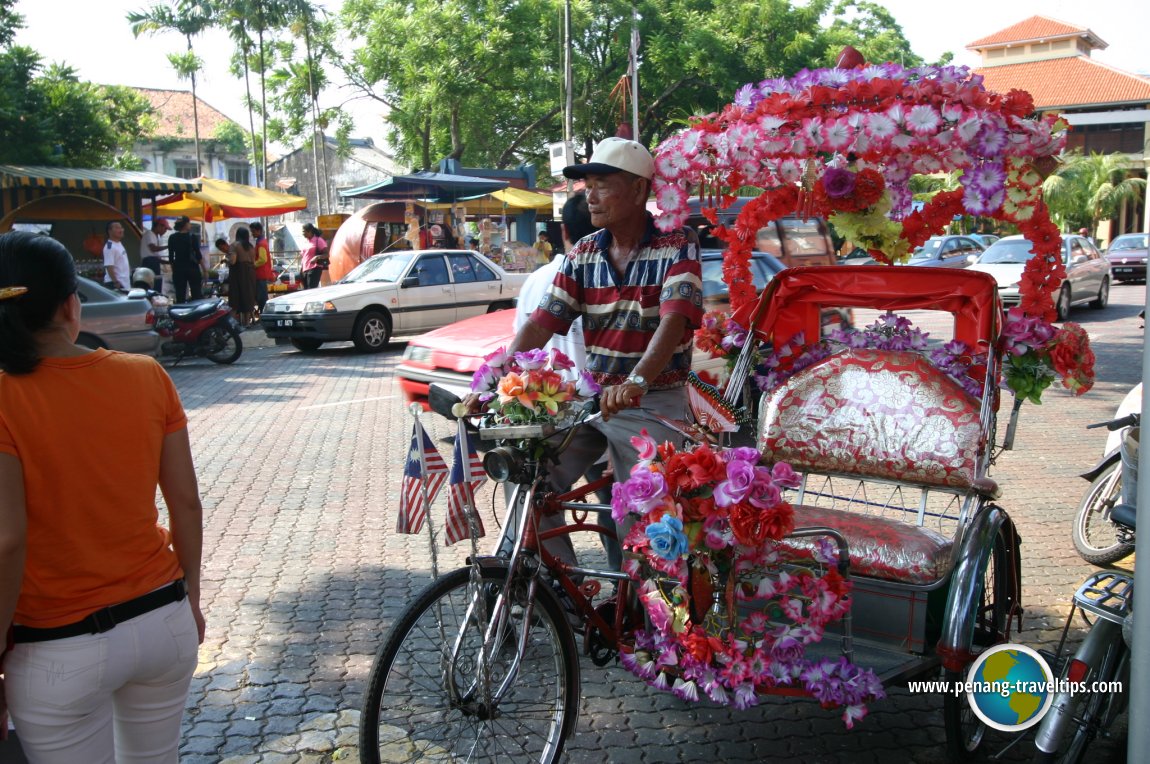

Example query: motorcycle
[1073,384,1141,565]
[1034,407,1137,763]
[153,295,244,365]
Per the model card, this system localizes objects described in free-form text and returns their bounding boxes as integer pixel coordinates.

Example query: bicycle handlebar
[1086,413,1140,432]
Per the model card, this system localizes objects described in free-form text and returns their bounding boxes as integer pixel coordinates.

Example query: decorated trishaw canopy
[651,54,1069,321]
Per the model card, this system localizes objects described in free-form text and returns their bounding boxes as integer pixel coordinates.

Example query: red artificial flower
[701,207,719,225]
[729,502,770,547]
[683,494,718,522]
[682,626,721,664]
[852,168,885,209]
[1048,323,1096,395]
[1001,88,1035,118]
[657,440,678,463]
[761,501,795,540]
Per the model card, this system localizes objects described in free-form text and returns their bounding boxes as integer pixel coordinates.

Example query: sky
[11,0,1150,161]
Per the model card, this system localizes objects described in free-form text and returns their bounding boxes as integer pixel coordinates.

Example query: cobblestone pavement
[11,287,1144,763]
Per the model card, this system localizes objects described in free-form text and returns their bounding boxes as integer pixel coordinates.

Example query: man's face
[108,222,124,241]
[585,172,646,230]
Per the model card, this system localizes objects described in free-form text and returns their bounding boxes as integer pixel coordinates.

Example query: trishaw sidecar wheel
[1072,462,1133,566]
[944,524,1015,762]
[360,566,580,764]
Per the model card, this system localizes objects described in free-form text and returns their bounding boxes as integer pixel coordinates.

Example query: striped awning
[0,165,200,195]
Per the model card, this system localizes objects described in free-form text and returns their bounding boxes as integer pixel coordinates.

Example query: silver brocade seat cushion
[758,349,984,490]
[780,504,954,585]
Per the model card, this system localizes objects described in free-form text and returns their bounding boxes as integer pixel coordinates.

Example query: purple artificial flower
[575,369,601,398]
[614,470,668,518]
[483,346,509,369]
[513,348,549,371]
[821,167,857,199]
[747,466,783,509]
[714,459,756,507]
[470,363,499,392]
[770,462,801,489]
[672,678,700,703]
[723,446,762,464]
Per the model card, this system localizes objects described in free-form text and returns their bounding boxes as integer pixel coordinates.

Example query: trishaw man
[469,136,703,567]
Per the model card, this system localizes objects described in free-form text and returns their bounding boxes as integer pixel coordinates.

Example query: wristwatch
[624,374,649,393]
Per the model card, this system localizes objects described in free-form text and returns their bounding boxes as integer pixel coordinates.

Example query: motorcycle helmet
[131,266,156,289]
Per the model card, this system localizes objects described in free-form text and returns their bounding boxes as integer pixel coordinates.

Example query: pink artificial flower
[865,112,897,141]
[548,348,575,371]
[905,104,940,135]
[771,461,801,488]
[630,428,658,461]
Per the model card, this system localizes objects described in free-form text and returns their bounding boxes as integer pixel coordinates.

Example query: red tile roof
[975,56,1150,109]
[133,88,239,140]
[967,15,1096,49]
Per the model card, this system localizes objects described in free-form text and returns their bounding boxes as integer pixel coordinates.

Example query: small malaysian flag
[396,417,447,534]
[444,420,486,546]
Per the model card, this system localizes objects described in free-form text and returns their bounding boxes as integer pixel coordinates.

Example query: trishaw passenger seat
[758,349,984,490]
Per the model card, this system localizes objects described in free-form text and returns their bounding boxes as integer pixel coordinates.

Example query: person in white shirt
[139,218,169,294]
[103,221,130,291]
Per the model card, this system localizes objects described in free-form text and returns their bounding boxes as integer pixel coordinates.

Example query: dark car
[1104,233,1148,283]
[905,235,985,268]
[76,277,161,355]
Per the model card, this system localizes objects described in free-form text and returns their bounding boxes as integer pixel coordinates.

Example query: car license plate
[277,319,294,327]
[1115,268,1133,274]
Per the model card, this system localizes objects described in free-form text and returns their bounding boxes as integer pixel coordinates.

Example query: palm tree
[128,0,215,176]
[1043,150,1147,233]
[215,0,263,183]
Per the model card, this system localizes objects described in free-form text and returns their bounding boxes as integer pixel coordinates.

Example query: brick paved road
[13,284,1143,763]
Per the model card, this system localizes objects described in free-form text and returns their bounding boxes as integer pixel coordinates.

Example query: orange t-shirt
[0,349,187,628]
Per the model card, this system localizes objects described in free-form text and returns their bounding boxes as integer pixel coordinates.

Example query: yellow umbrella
[424,187,554,214]
[156,177,308,221]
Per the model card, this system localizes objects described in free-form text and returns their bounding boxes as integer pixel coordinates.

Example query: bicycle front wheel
[360,565,580,764]
[1072,461,1133,566]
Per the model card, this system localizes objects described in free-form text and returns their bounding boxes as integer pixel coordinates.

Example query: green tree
[1042,151,1147,233]
[338,0,924,171]
[128,0,215,175]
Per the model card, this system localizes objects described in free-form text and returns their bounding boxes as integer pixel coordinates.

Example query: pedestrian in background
[533,230,552,270]
[139,218,169,294]
[102,221,130,291]
[168,216,203,302]
[299,222,328,290]
[228,227,258,326]
[0,231,204,762]
[249,221,273,314]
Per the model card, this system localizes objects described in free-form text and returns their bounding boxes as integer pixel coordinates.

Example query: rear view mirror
[401,275,420,288]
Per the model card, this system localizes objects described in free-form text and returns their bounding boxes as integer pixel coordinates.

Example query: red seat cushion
[782,504,954,585]
[759,349,983,490]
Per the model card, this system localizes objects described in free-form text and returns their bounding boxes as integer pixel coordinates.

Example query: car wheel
[1056,285,1072,321]
[352,309,391,353]
[291,338,323,353]
[76,332,108,350]
[487,301,514,313]
[1090,278,1109,309]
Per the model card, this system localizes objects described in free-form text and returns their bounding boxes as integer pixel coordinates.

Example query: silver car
[968,234,1110,320]
[76,277,161,355]
[905,235,985,268]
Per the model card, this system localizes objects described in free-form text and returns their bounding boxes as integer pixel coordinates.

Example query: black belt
[13,580,187,644]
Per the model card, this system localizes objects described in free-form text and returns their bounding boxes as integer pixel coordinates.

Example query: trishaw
[359,264,1025,763]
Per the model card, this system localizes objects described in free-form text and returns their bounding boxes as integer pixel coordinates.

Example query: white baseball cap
[563,137,655,180]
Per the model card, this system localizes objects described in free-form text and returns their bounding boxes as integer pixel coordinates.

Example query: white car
[261,249,528,353]
[967,234,1110,320]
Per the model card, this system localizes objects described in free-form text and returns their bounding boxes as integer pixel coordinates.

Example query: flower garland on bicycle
[612,431,884,727]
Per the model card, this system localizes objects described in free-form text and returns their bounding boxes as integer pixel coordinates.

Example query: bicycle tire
[359,565,580,764]
[944,523,1014,762]
[1071,462,1133,566]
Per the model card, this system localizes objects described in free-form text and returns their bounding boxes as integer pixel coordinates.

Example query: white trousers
[5,599,199,764]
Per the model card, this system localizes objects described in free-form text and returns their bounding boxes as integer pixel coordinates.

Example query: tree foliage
[0,22,155,169]
[1042,150,1147,232]
[337,0,926,171]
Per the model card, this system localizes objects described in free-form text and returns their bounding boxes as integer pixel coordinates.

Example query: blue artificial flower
[645,514,689,561]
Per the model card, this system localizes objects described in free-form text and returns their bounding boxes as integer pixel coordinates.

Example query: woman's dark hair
[0,232,80,375]
[235,227,252,246]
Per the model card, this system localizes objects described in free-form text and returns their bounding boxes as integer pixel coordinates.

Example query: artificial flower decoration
[470,347,599,424]
[651,58,1069,318]
[613,436,885,726]
[1000,308,1095,402]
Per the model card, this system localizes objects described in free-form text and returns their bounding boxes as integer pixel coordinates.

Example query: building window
[1052,40,1071,50]
[1065,124,1145,155]
[173,161,199,179]
[987,49,1005,59]
[226,164,250,185]
[1030,42,1049,53]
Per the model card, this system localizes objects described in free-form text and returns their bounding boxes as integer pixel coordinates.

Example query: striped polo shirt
[531,215,703,389]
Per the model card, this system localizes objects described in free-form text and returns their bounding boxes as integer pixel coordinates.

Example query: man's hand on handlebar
[460,392,484,416]
[600,382,644,420]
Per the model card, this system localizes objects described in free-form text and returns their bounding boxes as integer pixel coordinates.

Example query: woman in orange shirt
[0,232,204,762]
